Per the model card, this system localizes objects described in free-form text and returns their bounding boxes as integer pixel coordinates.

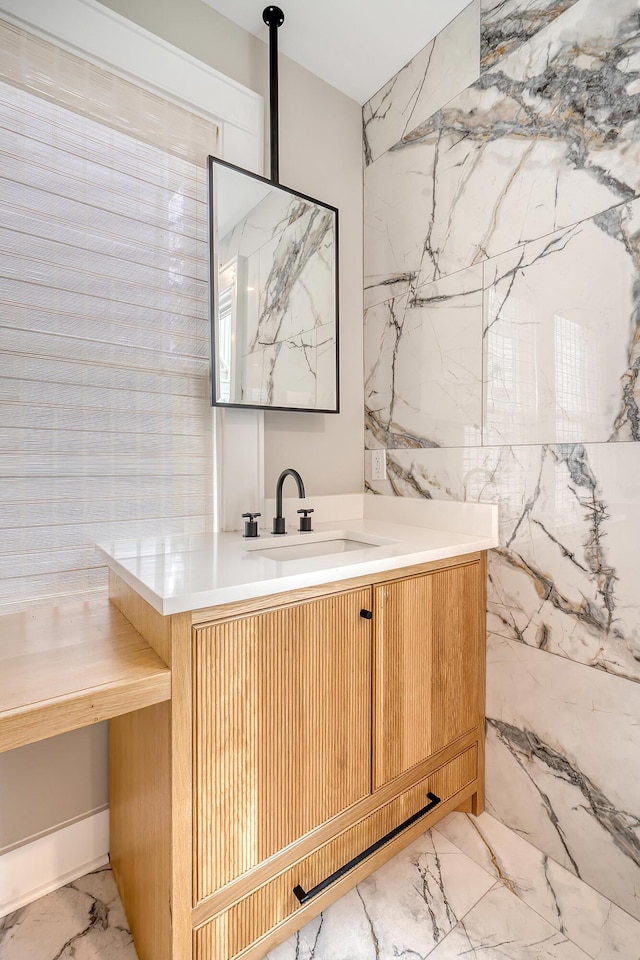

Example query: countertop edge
[99,535,499,616]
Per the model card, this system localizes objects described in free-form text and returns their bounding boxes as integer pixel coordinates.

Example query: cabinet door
[373,561,483,790]
[193,588,372,902]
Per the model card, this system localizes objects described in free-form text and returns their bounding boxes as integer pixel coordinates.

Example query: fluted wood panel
[373,562,482,789]
[193,746,476,960]
[193,589,372,903]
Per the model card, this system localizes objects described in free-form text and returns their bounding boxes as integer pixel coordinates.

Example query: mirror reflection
[208,156,339,412]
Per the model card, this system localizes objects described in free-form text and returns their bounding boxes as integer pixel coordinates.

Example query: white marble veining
[439,811,640,960]
[365,0,640,296]
[485,443,640,682]
[364,137,436,310]
[0,866,137,960]
[97,495,498,614]
[366,199,640,452]
[363,2,480,167]
[486,634,640,922]
[365,266,483,450]
[215,178,336,409]
[427,882,593,960]
[367,441,640,919]
[363,0,640,930]
[367,443,640,683]
[480,0,581,70]
[484,199,640,445]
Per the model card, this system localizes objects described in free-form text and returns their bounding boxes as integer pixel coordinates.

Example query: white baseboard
[0,809,109,918]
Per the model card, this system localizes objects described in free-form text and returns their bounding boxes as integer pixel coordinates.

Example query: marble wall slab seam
[367,442,640,685]
[367,190,640,451]
[365,0,640,305]
[363,2,480,167]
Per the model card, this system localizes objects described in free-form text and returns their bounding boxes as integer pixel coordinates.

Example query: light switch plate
[371,449,387,481]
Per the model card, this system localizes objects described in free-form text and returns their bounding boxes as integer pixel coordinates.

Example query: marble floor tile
[436,811,640,960]
[4,820,638,960]
[426,882,593,960]
[0,865,138,960]
[265,829,495,960]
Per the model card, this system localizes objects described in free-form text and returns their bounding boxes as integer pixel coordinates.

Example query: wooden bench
[0,599,171,753]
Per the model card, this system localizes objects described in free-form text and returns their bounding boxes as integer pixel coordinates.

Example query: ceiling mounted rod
[262,5,285,184]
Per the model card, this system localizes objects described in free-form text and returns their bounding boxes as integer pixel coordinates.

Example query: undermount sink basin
[245,533,395,563]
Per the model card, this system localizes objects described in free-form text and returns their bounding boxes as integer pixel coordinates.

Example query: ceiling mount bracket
[262,5,285,184]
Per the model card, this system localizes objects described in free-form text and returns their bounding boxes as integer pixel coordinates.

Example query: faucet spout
[273,468,305,535]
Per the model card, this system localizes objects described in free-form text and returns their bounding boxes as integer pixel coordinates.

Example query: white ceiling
[200,0,470,104]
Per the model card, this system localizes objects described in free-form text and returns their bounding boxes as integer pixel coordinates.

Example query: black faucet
[272,468,305,535]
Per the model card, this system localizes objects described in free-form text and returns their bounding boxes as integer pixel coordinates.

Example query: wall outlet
[371,449,387,481]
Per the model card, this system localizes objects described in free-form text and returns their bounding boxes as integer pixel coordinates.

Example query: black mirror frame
[207,155,340,414]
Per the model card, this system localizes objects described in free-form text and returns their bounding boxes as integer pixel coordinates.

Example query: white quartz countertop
[97,494,499,615]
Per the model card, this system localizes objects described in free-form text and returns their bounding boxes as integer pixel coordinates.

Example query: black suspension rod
[262,5,284,184]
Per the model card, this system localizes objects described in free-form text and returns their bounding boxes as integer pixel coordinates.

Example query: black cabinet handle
[359,609,373,620]
[292,792,441,906]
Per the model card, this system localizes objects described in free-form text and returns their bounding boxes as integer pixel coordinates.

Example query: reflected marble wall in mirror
[208,156,339,412]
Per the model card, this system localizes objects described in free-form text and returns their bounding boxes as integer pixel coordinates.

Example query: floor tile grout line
[431,818,589,946]
[420,879,504,960]
[432,816,640,959]
[431,821,497,882]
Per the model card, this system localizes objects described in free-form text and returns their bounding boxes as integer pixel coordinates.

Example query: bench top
[0,599,171,753]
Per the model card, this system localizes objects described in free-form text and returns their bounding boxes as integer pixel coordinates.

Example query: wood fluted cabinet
[372,560,484,789]
[108,552,486,960]
[192,588,372,902]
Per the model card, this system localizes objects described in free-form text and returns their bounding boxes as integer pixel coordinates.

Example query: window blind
[0,21,218,612]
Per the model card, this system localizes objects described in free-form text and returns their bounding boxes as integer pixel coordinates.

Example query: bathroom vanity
[98,495,498,960]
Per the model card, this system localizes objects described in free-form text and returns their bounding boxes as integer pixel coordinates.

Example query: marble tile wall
[480,0,582,70]
[362,3,480,167]
[363,0,640,919]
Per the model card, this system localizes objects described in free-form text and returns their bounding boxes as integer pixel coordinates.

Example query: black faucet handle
[297,508,314,532]
[242,512,261,538]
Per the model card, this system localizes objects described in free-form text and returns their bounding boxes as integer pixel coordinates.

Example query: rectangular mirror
[208,156,339,412]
